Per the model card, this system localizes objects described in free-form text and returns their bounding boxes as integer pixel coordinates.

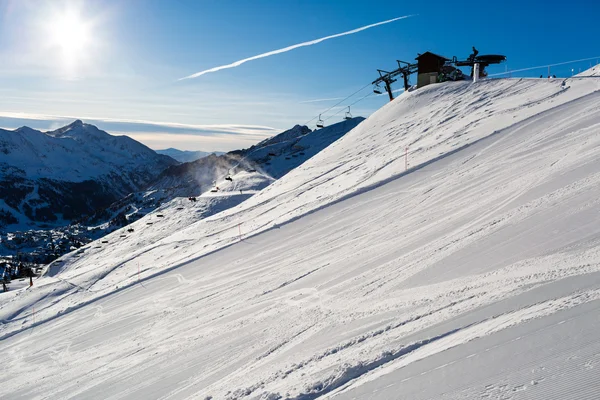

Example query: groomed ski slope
[2,75,600,399]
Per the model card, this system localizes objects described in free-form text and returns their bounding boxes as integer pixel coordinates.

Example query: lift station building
[416,52,450,88]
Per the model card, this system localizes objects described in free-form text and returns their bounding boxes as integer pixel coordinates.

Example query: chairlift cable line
[303,82,373,126]
[323,91,376,122]
[488,55,600,77]
[221,85,375,185]
[211,55,600,188]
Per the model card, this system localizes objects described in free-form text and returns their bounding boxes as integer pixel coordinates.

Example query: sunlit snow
[2,74,600,399]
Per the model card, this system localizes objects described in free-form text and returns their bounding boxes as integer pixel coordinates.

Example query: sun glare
[41,5,99,77]
[51,11,91,57]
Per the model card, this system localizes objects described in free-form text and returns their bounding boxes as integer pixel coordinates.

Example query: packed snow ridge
[2,71,600,399]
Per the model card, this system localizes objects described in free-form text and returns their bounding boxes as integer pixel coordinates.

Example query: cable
[323,91,376,122]
[214,84,374,184]
[220,85,378,183]
[303,82,373,126]
[488,56,600,77]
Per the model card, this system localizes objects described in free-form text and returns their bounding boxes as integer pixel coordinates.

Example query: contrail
[180,15,416,80]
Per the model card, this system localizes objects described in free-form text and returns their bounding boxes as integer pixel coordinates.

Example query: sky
[0,0,599,151]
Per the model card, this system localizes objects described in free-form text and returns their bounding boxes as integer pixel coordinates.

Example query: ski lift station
[416,52,451,88]
[312,48,504,130]
[373,47,506,100]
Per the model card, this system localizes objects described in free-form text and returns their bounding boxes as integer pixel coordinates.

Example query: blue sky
[0,0,598,151]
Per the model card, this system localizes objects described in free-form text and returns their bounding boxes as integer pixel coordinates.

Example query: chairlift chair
[373,84,383,94]
[316,114,324,129]
[344,106,352,120]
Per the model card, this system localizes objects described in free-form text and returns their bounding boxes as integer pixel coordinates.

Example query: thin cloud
[180,15,416,80]
[0,112,279,137]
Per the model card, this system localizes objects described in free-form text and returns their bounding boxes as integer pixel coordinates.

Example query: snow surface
[577,64,600,77]
[2,75,600,399]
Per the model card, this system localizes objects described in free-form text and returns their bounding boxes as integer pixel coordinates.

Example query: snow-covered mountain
[233,118,364,179]
[0,119,362,267]
[106,119,364,224]
[155,148,224,163]
[0,120,177,231]
[2,72,600,399]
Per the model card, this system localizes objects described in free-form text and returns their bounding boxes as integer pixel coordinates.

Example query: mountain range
[0,117,364,265]
[0,120,177,231]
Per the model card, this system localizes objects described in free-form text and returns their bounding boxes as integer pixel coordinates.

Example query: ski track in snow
[1,76,600,399]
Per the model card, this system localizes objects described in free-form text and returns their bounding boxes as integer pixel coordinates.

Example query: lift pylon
[371,60,418,102]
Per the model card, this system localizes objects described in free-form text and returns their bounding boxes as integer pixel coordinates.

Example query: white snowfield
[2,74,600,399]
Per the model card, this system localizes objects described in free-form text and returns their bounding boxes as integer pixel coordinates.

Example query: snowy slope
[156,148,224,163]
[1,75,600,399]
[42,170,275,281]
[577,64,600,77]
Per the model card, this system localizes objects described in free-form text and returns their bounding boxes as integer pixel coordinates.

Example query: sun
[49,9,92,65]
[40,4,100,77]
[50,11,91,57]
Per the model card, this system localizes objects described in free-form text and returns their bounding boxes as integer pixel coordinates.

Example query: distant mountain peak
[14,125,39,134]
[69,119,84,128]
[48,119,86,137]
[0,120,179,230]
[46,120,112,141]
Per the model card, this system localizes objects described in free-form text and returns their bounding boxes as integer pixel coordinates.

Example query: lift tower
[372,60,418,102]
